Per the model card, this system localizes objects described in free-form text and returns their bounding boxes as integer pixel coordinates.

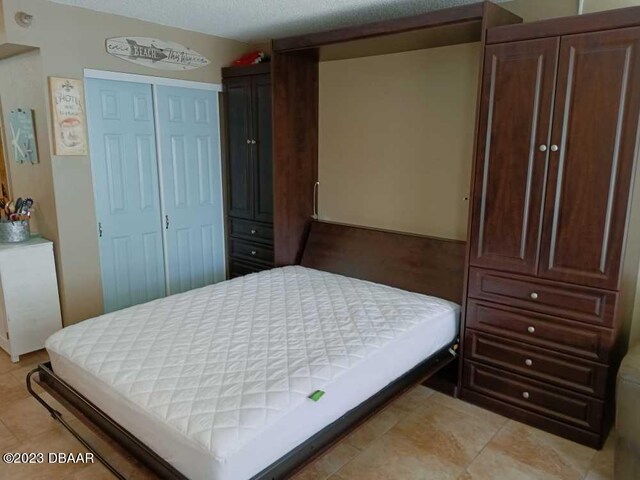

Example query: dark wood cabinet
[223,64,274,277]
[470,38,558,276]
[538,28,640,290]
[462,21,640,449]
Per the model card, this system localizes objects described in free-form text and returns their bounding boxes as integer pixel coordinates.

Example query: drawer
[466,300,614,362]
[229,218,273,244]
[468,268,617,327]
[230,239,274,264]
[464,330,608,397]
[463,361,604,432]
[229,259,271,278]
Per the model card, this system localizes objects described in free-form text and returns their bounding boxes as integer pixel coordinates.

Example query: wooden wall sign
[8,108,38,164]
[49,77,88,156]
[105,37,211,71]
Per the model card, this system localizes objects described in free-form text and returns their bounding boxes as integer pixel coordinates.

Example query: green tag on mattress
[309,390,325,402]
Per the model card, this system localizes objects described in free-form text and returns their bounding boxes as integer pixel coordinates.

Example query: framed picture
[49,77,88,156]
[8,108,38,164]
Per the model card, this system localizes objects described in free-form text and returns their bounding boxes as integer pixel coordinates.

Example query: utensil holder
[0,221,30,243]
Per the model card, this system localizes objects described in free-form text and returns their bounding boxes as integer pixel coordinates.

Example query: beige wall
[0,0,248,325]
[318,42,480,240]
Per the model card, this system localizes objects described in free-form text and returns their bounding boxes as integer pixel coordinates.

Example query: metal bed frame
[27,341,458,479]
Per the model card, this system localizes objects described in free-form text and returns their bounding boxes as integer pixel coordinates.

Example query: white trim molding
[83,69,222,92]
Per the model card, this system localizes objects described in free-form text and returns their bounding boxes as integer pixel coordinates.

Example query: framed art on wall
[8,108,38,164]
[49,77,88,155]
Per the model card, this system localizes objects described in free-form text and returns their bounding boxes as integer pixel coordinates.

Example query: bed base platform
[27,342,457,480]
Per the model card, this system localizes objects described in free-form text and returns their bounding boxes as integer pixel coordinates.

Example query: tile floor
[0,349,615,480]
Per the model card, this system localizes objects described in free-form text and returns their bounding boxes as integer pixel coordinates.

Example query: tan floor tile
[65,462,119,479]
[584,431,615,480]
[343,404,407,451]
[429,392,508,426]
[0,371,30,409]
[391,399,505,470]
[0,427,94,480]
[293,442,360,480]
[0,350,17,374]
[392,385,436,414]
[336,429,466,480]
[0,419,20,451]
[466,421,596,480]
[0,396,61,441]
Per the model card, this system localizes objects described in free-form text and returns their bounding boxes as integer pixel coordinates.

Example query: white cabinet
[0,237,62,362]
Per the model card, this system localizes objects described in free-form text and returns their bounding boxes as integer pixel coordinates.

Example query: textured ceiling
[45,0,508,43]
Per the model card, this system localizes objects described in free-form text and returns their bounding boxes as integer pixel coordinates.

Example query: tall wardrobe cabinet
[462,20,640,448]
[222,64,274,278]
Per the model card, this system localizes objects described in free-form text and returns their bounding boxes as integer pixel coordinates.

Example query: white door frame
[84,69,226,297]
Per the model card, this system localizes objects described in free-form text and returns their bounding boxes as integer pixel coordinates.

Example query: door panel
[86,79,166,312]
[225,77,254,219]
[470,38,559,275]
[253,74,273,223]
[539,28,640,289]
[156,86,226,295]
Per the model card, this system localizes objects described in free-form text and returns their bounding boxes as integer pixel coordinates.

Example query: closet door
[225,76,254,220]
[252,74,273,223]
[469,38,559,275]
[155,86,226,295]
[539,28,640,289]
[86,79,166,312]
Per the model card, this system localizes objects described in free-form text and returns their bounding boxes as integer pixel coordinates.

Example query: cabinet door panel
[540,28,640,289]
[252,74,273,223]
[225,76,254,219]
[470,38,559,275]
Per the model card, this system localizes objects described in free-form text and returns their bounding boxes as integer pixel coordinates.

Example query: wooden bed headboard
[300,221,466,304]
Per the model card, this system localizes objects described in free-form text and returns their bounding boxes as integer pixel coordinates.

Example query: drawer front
[229,259,270,278]
[464,362,604,432]
[229,218,273,244]
[468,268,617,327]
[230,239,274,264]
[466,300,613,362]
[464,330,608,397]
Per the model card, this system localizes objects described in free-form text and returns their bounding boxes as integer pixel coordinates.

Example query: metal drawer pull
[530,292,539,300]
[251,250,257,256]
[527,326,535,334]
[522,391,530,399]
[525,359,533,366]
[539,144,547,152]
[250,229,257,235]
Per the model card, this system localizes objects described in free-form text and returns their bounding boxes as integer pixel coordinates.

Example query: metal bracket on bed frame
[26,368,128,480]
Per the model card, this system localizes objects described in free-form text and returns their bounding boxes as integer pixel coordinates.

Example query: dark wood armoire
[461,10,640,448]
[222,63,274,278]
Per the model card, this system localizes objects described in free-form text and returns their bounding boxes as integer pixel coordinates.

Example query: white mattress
[46,266,459,480]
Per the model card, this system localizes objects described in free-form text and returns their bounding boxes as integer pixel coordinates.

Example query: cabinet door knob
[246,139,251,144]
[251,250,257,256]
[550,144,559,152]
[250,229,257,235]
[530,292,538,300]
[251,139,257,144]
[539,144,547,152]
[522,391,530,399]
[527,326,535,334]
[525,359,533,366]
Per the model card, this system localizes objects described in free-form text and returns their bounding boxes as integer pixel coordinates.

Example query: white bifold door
[86,78,225,313]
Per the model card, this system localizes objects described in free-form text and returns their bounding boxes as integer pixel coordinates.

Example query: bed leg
[26,368,128,480]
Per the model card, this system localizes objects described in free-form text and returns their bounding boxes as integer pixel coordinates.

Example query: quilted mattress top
[46,266,459,461]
